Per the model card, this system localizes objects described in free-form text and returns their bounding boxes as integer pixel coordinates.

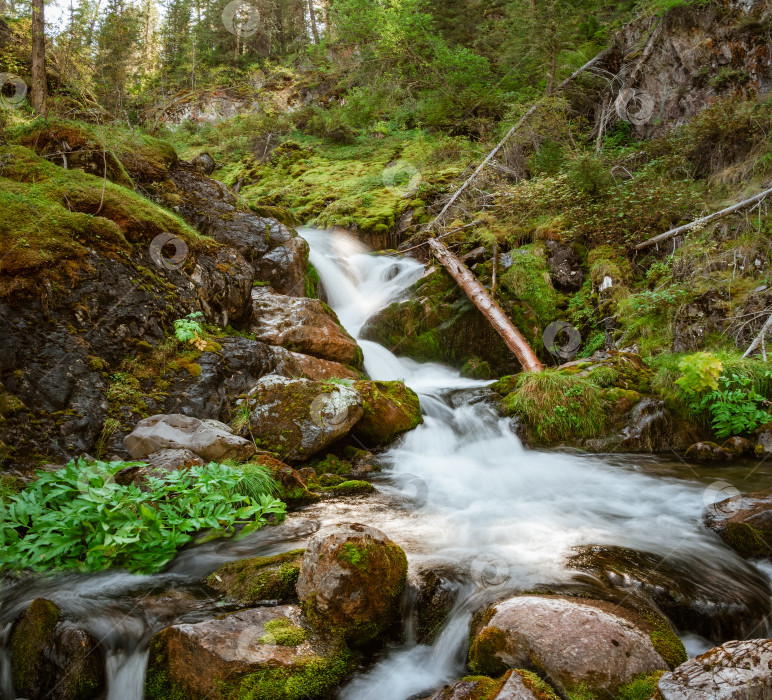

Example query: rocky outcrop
[659,639,772,699]
[144,605,352,700]
[704,488,772,560]
[567,545,771,641]
[469,595,673,697]
[296,523,408,645]
[250,290,363,368]
[414,568,464,644]
[123,414,255,462]
[239,376,364,461]
[10,598,105,700]
[204,549,305,605]
[352,380,423,446]
[606,0,772,141]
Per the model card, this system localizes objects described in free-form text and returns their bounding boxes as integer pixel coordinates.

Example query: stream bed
[1,227,770,699]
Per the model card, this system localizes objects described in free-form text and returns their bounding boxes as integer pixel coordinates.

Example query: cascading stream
[0,227,768,700]
[301,227,772,700]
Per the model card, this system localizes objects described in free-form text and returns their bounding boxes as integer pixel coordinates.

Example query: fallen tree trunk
[416,51,608,373]
[427,237,544,372]
[743,312,772,361]
[633,186,772,250]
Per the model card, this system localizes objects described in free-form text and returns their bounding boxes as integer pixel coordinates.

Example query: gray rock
[546,240,584,291]
[123,414,254,462]
[659,639,772,700]
[191,152,216,174]
[704,489,772,560]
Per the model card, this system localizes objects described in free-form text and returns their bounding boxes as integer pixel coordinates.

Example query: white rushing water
[0,228,767,700]
[301,227,771,700]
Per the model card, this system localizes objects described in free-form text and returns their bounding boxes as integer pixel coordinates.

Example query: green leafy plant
[0,459,285,574]
[693,373,772,440]
[173,311,206,349]
[675,352,723,394]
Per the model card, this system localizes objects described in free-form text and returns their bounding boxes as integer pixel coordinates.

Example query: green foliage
[692,372,772,439]
[617,672,665,700]
[567,154,613,197]
[675,352,723,394]
[504,370,608,443]
[173,311,205,343]
[260,618,307,646]
[0,458,285,574]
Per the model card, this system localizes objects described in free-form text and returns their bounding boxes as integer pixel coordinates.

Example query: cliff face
[605,0,772,137]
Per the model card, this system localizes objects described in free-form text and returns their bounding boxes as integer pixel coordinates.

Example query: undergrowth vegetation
[0,459,285,574]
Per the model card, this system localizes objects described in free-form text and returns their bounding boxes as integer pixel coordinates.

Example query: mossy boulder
[296,522,408,646]
[240,376,364,461]
[11,598,105,700]
[352,380,423,446]
[317,479,377,497]
[704,488,772,560]
[360,268,522,376]
[251,454,320,506]
[144,605,352,700]
[469,595,674,698]
[205,549,305,605]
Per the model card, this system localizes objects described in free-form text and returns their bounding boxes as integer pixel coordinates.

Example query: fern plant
[174,311,208,350]
[693,373,772,440]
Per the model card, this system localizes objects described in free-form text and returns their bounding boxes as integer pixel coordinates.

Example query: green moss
[648,627,687,670]
[502,370,608,444]
[461,357,493,380]
[617,671,665,700]
[499,245,558,326]
[10,598,62,696]
[352,380,423,446]
[515,670,561,700]
[304,263,320,299]
[318,480,376,496]
[259,618,307,646]
[144,632,188,700]
[468,625,509,676]
[720,521,772,559]
[205,549,304,604]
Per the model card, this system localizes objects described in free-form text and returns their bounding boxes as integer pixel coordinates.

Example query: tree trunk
[307,0,319,43]
[30,0,46,114]
[427,237,544,373]
[633,186,772,250]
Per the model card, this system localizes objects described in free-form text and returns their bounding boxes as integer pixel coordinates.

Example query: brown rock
[686,441,730,462]
[296,523,408,645]
[250,291,362,368]
[722,436,753,457]
[252,454,320,506]
[470,595,669,697]
[144,605,351,700]
[352,380,423,446]
[704,489,772,560]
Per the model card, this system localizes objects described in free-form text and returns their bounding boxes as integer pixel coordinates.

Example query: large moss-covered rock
[144,605,352,700]
[251,454,320,506]
[352,380,423,446]
[567,545,771,641]
[703,489,772,560]
[469,595,674,698]
[11,598,105,700]
[296,523,408,645]
[205,549,305,605]
[360,268,522,376]
[239,376,364,461]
